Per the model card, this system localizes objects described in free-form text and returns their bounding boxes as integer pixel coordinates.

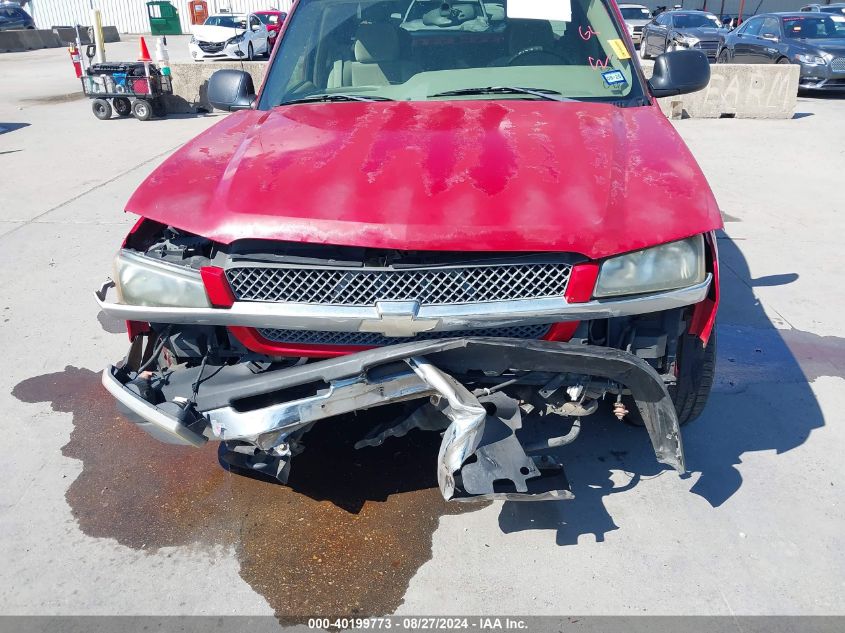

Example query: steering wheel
[505,46,567,66]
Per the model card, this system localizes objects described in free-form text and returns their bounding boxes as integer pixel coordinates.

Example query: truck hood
[799,39,845,56]
[127,100,722,259]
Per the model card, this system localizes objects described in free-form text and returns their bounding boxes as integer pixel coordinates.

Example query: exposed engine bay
[97,223,717,502]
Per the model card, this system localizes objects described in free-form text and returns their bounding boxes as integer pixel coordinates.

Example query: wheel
[639,40,650,60]
[777,57,791,64]
[623,330,716,427]
[112,97,131,117]
[247,42,254,61]
[669,330,717,425]
[718,49,730,64]
[152,99,166,118]
[91,98,112,120]
[265,38,273,57]
[132,98,152,121]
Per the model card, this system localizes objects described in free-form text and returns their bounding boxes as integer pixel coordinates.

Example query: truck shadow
[499,234,834,545]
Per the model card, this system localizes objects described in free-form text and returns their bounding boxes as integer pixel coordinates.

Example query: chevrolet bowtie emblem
[357,301,439,337]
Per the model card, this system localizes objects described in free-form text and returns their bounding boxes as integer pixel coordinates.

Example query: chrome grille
[198,41,225,53]
[226,263,572,306]
[256,324,552,347]
[831,57,845,72]
[694,41,719,53]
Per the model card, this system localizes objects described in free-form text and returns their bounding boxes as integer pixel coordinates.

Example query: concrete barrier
[0,26,117,51]
[642,61,800,119]
[53,26,91,45]
[0,29,61,52]
[36,29,61,48]
[103,26,121,43]
[0,30,25,52]
[165,61,268,113]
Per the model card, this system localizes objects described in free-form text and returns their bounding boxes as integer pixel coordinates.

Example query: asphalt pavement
[1,42,843,620]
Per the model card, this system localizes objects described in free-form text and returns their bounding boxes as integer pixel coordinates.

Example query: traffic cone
[138,36,152,62]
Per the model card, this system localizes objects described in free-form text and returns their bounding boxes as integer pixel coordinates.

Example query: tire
[639,40,650,60]
[669,330,717,426]
[777,57,791,64]
[113,97,131,117]
[623,330,716,427]
[132,98,152,121]
[718,49,730,64]
[91,98,112,120]
[247,42,254,61]
[152,98,166,118]
[265,38,273,57]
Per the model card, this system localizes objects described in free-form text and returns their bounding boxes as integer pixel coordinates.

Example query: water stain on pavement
[12,367,480,618]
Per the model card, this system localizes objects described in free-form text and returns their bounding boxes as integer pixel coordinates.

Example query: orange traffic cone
[138,36,152,62]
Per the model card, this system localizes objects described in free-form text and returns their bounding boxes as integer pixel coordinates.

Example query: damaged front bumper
[103,338,685,502]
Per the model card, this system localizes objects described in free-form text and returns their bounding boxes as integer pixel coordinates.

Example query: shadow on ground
[499,234,838,545]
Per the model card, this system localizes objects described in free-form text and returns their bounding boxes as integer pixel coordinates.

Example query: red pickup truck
[96,0,719,501]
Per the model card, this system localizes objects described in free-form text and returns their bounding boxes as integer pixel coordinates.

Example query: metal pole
[90,8,105,63]
[738,0,746,22]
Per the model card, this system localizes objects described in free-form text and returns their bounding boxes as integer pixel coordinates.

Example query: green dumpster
[147,1,182,35]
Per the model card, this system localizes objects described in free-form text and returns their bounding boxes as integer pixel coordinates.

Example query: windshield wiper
[279,94,394,106]
[427,86,571,101]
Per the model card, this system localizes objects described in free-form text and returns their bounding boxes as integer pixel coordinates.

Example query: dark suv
[0,3,35,30]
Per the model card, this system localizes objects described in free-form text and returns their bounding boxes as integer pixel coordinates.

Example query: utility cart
[82,62,172,121]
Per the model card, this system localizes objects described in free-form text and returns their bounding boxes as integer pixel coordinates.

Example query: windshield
[204,15,246,28]
[257,12,285,24]
[784,15,845,38]
[260,0,644,108]
[620,7,650,19]
[672,13,721,28]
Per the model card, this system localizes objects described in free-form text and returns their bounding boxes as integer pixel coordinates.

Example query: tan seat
[336,23,420,87]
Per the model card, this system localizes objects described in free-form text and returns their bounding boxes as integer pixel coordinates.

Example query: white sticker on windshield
[506,0,572,23]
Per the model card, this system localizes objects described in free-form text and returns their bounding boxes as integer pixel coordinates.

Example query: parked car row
[626,7,845,92]
[189,9,286,62]
[638,10,726,61]
[717,12,845,91]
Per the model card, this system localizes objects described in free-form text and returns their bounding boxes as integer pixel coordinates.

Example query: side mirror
[207,69,256,111]
[761,33,778,41]
[648,49,710,97]
[390,12,402,19]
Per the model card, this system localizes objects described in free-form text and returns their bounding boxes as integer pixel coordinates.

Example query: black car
[0,2,34,30]
[639,10,725,61]
[717,12,845,91]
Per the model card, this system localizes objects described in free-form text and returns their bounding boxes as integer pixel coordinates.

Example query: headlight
[675,35,700,46]
[227,33,245,45]
[594,235,706,298]
[795,53,826,65]
[114,250,210,308]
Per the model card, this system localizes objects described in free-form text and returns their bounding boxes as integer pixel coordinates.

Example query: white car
[189,13,270,61]
[618,3,651,45]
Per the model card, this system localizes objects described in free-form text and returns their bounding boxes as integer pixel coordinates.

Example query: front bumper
[189,41,246,60]
[95,275,711,335]
[797,62,845,90]
[104,338,685,502]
